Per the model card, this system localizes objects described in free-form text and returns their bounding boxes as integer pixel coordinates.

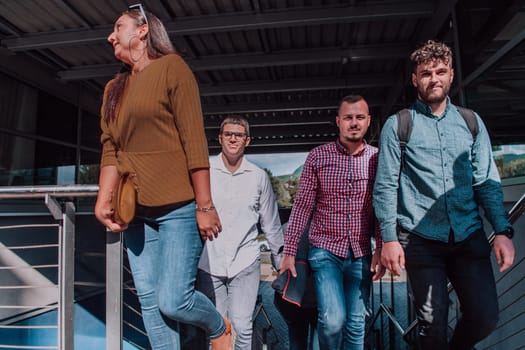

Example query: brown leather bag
[112,173,138,225]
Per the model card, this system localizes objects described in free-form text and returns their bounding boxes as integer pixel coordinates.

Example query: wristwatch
[495,227,514,239]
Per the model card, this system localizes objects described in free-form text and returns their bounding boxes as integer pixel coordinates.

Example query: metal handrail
[0,185,100,350]
[0,185,99,199]
[0,185,150,349]
[366,191,525,348]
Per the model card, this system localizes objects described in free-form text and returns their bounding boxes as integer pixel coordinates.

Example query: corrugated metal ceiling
[0,0,524,154]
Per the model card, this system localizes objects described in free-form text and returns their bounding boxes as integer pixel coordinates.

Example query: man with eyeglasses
[197,116,284,349]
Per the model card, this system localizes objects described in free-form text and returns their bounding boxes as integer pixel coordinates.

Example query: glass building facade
[0,72,100,187]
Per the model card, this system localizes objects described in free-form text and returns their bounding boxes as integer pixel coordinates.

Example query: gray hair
[125,8,175,58]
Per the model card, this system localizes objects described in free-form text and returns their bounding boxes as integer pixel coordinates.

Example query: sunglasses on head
[128,3,148,26]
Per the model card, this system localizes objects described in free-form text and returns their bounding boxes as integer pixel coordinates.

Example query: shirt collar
[212,153,255,174]
[335,138,368,157]
[413,96,452,118]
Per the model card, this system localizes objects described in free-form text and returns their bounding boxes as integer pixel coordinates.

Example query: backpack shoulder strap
[456,106,478,140]
[397,108,412,170]
[397,108,413,153]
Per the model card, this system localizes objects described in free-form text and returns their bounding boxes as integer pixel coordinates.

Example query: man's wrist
[381,229,398,242]
[495,227,514,239]
[282,244,298,256]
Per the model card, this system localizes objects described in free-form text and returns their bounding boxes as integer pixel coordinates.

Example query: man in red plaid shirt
[280,94,384,350]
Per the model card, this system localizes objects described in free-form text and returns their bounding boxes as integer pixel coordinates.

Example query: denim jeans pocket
[308,246,328,269]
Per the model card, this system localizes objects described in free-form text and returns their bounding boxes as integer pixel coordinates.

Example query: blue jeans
[125,201,225,350]
[308,247,372,350]
[399,229,498,350]
[197,258,261,350]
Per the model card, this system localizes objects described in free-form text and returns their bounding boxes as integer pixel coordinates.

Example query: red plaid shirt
[284,140,382,258]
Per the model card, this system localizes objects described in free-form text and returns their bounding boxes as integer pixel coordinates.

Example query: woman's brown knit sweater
[100,54,210,207]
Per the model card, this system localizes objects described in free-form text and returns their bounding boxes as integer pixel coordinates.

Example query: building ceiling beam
[2,2,433,51]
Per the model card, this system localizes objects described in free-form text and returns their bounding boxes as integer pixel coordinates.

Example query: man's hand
[279,255,297,277]
[381,241,405,276]
[371,249,386,281]
[493,235,515,272]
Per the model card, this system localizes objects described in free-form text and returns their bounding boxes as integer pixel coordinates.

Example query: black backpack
[397,107,479,167]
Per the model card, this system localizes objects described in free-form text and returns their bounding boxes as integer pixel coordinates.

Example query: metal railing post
[389,273,396,350]
[106,229,123,350]
[46,195,75,350]
[379,277,384,347]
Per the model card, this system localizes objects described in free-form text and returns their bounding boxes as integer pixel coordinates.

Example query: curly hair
[410,40,453,71]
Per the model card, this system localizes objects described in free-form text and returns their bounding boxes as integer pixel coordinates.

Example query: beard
[342,132,363,143]
[417,83,450,104]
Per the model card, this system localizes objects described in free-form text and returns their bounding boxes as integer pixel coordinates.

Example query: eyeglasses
[128,3,148,26]
[221,131,247,139]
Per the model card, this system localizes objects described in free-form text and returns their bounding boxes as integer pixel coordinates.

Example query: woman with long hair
[94,6,232,349]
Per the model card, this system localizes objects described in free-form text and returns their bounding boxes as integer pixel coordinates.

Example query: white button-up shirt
[198,154,283,277]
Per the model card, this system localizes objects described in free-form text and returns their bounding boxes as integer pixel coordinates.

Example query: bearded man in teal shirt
[373,40,515,350]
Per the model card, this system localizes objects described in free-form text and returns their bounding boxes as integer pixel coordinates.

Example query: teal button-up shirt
[373,99,511,243]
